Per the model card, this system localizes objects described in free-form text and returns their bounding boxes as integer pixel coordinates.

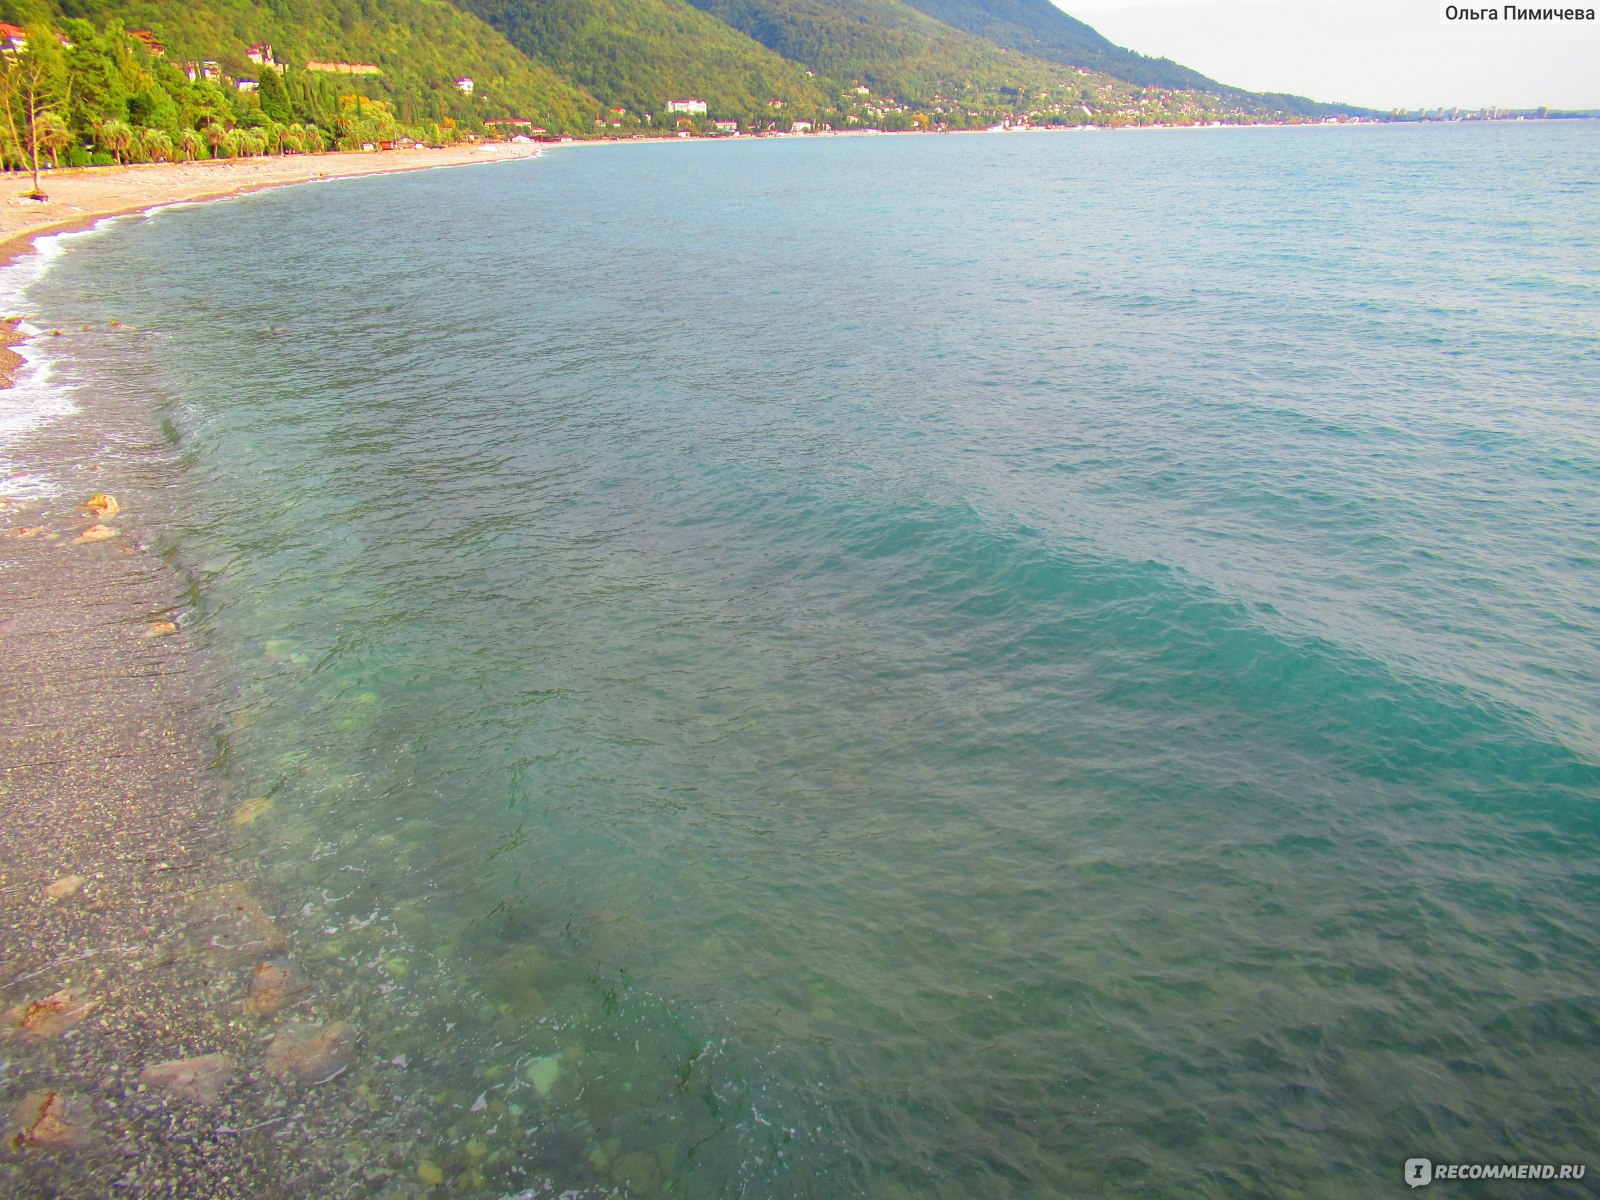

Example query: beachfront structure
[713,120,738,133]
[455,77,474,94]
[666,99,707,115]
[791,120,813,133]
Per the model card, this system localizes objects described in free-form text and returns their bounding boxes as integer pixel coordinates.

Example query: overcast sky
[1052,0,1600,110]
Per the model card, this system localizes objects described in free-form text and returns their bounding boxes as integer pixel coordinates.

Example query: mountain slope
[0,0,606,131]
[451,0,830,121]
[893,0,1358,115]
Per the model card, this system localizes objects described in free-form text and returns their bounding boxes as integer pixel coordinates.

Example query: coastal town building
[236,79,258,92]
[713,120,738,133]
[246,42,279,67]
[129,28,165,56]
[455,77,474,94]
[665,99,707,115]
[183,60,223,82]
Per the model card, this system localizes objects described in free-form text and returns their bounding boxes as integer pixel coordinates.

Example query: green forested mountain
[451,0,829,122]
[0,0,605,131]
[0,0,1367,182]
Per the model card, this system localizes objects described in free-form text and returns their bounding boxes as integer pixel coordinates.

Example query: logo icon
[1405,1159,1434,1188]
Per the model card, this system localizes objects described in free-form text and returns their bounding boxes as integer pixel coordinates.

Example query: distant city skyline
[1054,0,1600,111]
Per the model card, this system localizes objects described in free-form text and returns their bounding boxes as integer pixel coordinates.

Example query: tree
[257,67,293,124]
[0,51,69,198]
[97,116,133,164]
[177,127,203,162]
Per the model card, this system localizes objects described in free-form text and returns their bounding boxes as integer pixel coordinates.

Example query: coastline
[0,145,541,1194]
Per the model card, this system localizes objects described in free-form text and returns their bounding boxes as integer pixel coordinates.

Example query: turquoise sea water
[14,123,1600,1197]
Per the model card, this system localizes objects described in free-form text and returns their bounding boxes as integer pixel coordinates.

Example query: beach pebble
[8,526,42,538]
[3,987,98,1038]
[8,1090,93,1148]
[143,621,178,638]
[138,1052,235,1105]
[245,958,308,1019]
[43,874,86,900]
[263,1021,358,1084]
[73,523,118,544]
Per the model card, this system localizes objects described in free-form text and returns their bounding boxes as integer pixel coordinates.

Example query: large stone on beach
[8,1090,93,1148]
[185,883,287,966]
[263,1021,357,1084]
[3,988,97,1038]
[43,874,86,900]
[139,1052,235,1105]
[73,523,118,544]
[81,494,119,517]
[245,958,308,1019]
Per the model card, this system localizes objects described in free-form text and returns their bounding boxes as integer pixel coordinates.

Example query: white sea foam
[0,215,130,494]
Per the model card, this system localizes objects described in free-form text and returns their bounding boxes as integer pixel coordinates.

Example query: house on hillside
[0,23,25,54]
[246,42,277,66]
[455,77,474,94]
[236,79,257,92]
[129,28,165,56]
[306,61,380,75]
[183,60,223,81]
[665,99,707,115]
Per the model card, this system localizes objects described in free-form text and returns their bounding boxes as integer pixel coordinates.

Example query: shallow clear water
[18,123,1600,1197]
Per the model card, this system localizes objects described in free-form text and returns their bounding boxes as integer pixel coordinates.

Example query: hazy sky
[1052,0,1600,110]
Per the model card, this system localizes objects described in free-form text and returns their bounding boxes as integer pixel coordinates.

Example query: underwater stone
[523,1055,561,1097]
[139,1053,234,1105]
[8,1090,92,1148]
[245,958,309,1019]
[231,795,274,826]
[263,1021,358,1084]
[43,874,86,900]
[416,1160,445,1186]
[3,988,97,1038]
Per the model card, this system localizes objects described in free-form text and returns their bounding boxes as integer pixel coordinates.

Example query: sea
[3,122,1597,1198]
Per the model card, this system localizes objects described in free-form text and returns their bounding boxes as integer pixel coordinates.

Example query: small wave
[0,215,131,483]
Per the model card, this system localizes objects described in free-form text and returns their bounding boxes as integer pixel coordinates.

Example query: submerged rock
[523,1054,560,1097]
[73,524,118,544]
[139,1052,234,1105]
[3,988,97,1038]
[142,621,178,638]
[245,958,308,1019]
[43,874,86,900]
[230,795,274,826]
[185,883,287,965]
[81,494,119,517]
[8,1090,92,1148]
[263,1021,358,1084]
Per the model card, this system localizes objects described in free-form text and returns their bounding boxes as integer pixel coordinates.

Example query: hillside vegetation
[0,0,1368,183]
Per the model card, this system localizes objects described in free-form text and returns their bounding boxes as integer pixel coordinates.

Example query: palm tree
[204,121,229,157]
[300,123,326,153]
[33,112,71,169]
[136,128,172,163]
[98,118,134,165]
[177,128,203,163]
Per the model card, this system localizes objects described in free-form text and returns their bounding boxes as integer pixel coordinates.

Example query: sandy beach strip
[0,146,542,1194]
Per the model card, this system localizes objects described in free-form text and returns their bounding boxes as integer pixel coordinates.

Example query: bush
[88,151,115,166]
[64,146,91,167]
